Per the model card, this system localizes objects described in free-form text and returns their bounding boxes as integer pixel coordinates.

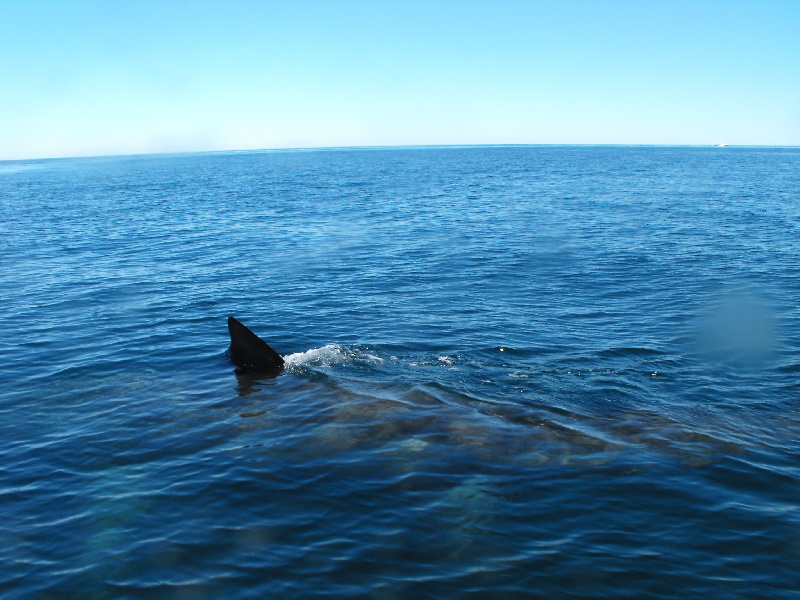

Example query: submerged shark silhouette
[227,316,285,375]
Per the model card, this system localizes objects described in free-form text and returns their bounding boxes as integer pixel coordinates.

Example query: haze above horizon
[1,0,798,161]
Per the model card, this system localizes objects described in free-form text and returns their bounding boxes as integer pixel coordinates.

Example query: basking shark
[227,316,285,375]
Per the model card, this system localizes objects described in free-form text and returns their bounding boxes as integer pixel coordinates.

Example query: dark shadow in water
[233,369,279,396]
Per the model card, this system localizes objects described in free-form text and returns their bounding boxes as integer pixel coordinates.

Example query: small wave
[597,347,663,358]
[410,355,459,368]
[284,345,348,368]
[283,345,384,371]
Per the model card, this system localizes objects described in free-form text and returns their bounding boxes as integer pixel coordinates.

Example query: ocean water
[1,145,799,598]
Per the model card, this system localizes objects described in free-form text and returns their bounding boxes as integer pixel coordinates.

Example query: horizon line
[3,142,798,163]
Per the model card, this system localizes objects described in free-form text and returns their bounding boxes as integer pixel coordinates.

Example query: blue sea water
[1,145,799,598]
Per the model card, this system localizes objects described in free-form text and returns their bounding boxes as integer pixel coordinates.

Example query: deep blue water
[1,146,799,598]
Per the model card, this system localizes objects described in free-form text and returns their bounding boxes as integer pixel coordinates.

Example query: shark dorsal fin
[227,316,285,374]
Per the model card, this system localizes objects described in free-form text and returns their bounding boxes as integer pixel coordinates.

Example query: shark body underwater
[227,316,285,376]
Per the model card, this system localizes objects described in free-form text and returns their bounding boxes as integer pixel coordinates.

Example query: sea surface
[1,145,799,598]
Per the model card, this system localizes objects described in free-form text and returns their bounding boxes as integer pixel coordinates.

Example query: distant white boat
[715,143,728,147]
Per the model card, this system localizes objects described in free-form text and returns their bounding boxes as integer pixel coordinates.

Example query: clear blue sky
[1,0,798,160]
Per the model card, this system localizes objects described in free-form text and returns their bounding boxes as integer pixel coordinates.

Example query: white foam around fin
[284,345,347,368]
[283,345,385,371]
